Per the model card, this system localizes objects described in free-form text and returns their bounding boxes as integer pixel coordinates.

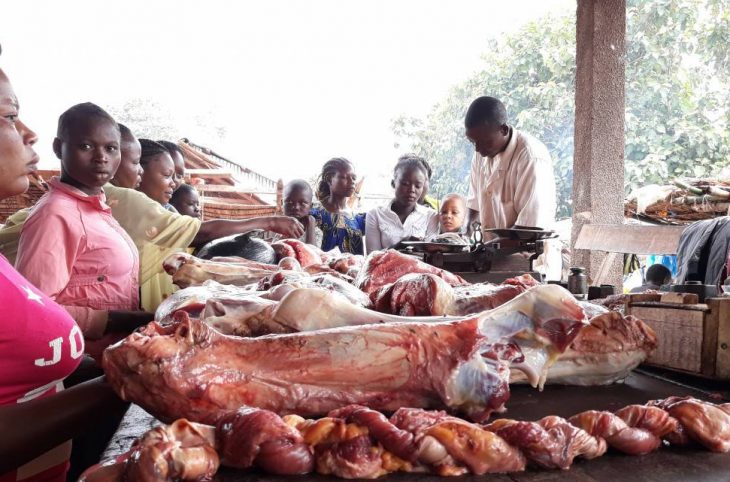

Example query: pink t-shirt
[0,255,84,482]
[16,178,140,340]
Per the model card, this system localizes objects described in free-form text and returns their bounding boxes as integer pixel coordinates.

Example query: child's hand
[269,216,305,238]
[305,215,317,245]
[306,215,316,230]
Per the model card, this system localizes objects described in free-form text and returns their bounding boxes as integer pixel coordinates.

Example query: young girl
[16,103,153,352]
[283,179,322,247]
[0,69,127,481]
[311,157,366,254]
[137,139,177,212]
[365,154,438,252]
[157,139,186,191]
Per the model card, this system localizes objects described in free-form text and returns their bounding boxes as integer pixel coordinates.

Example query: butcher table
[102,370,730,482]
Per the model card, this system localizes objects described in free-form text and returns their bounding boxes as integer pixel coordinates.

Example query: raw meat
[510,311,657,386]
[354,250,468,295]
[370,273,539,317]
[196,287,455,337]
[103,285,586,424]
[155,280,261,323]
[568,410,662,455]
[647,396,730,452]
[164,252,276,288]
[485,415,606,469]
[271,239,325,267]
[449,274,541,315]
[327,253,365,275]
[370,274,455,316]
[216,407,314,474]
[82,397,730,481]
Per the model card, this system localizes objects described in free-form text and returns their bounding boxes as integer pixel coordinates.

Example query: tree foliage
[392,0,730,219]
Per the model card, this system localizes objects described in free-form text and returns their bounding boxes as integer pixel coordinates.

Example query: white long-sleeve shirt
[466,127,556,234]
[365,201,439,252]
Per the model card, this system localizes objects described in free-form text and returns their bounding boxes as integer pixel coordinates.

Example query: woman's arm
[364,209,383,253]
[0,377,127,473]
[192,216,304,247]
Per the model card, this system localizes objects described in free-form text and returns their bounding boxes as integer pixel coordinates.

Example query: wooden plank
[715,298,730,378]
[197,185,277,195]
[660,292,699,304]
[703,298,722,377]
[186,168,236,177]
[627,293,662,303]
[593,251,618,286]
[574,224,686,254]
[632,306,705,373]
[631,301,708,311]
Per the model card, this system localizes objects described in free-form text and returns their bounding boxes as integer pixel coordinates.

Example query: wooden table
[103,370,730,482]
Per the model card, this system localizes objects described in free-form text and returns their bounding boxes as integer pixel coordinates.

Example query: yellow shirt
[0,184,201,312]
[104,184,201,311]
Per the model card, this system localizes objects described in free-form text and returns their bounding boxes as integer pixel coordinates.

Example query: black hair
[157,140,183,158]
[138,138,170,166]
[284,179,313,198]
[646,264,672,285]
[464,96,508,129]
[316,157,353,201]
[170,183,198,204]
[56,102,119,140]
[393,153,430,181]
[118,123,136,143]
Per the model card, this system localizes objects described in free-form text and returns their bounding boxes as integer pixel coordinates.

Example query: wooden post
[276,179,284,215]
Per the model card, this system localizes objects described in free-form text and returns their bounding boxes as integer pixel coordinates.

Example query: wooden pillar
[276,179,284,215]
[571,0,626,287]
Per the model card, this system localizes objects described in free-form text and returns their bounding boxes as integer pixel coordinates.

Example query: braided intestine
[79,396,730,482]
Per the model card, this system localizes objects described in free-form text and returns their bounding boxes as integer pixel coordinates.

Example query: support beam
[571,0,626,287]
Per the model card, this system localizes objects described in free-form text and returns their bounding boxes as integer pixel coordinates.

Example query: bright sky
[1,0,573,192]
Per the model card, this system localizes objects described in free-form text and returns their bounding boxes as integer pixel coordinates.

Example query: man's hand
[268,216,305,239]
[466,208,480,235]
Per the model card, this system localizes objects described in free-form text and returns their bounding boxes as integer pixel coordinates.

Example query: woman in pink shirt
[0,64,126,481]
[16,103,153,357]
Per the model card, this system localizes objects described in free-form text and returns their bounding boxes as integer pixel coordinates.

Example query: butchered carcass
[370,273,540,316]
[271,239,326,267]
[510,311,657,386]
[354,250,468,295]
[164,252,277,288]
[103,285,587,425]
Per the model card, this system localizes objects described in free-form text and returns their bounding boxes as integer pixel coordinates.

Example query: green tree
[393,0,730,219]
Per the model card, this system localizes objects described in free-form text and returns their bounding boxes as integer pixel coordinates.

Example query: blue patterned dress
[310,205,367,255]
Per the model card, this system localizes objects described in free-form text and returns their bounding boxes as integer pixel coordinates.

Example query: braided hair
[316,157,353,201]
[157,140,183,158]
[393,153,430,183]
[138,138,169,167]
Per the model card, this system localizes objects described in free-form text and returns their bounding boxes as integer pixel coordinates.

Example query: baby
[284,179,322,247]
[438,193,467,233]
[170,183,201,219]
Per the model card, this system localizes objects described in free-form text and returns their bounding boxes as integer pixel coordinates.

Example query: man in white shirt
[464,96,556,235]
